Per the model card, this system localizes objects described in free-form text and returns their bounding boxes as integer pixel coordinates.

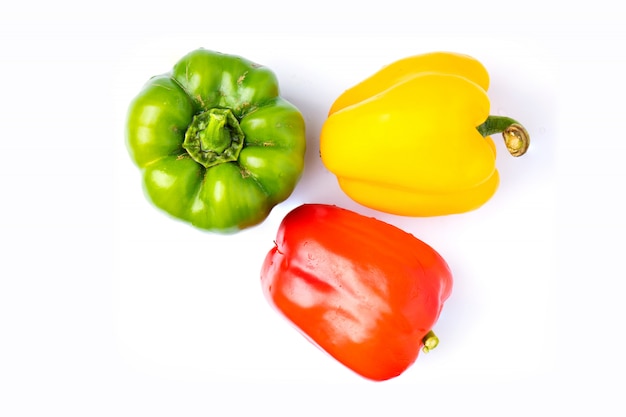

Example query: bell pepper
[260,204,453,381]
[320,51,530,217]
[126,48,306,232]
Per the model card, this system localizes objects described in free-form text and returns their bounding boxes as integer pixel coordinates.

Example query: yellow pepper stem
[477,115,530,157]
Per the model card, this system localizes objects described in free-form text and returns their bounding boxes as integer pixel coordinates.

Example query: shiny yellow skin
[320,52,499,216]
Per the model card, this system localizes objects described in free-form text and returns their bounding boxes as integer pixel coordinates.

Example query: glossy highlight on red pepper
[260,204,453,381]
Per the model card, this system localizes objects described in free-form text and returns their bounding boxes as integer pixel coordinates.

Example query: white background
[2,1,624,415]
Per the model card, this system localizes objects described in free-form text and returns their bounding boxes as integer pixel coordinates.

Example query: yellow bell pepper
[320,52,529,216]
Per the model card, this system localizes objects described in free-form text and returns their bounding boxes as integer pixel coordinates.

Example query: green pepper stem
[422,330,439,353]
[477,115,530,157]
[183,108,245,168]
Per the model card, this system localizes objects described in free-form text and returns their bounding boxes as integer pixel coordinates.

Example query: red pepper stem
[422,330,439,353]
[476,115,530,157]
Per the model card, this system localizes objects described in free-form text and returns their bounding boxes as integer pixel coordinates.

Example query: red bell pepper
[260,204,453,381]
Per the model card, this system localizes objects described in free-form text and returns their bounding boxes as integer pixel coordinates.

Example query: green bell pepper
[126,48,306,233]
